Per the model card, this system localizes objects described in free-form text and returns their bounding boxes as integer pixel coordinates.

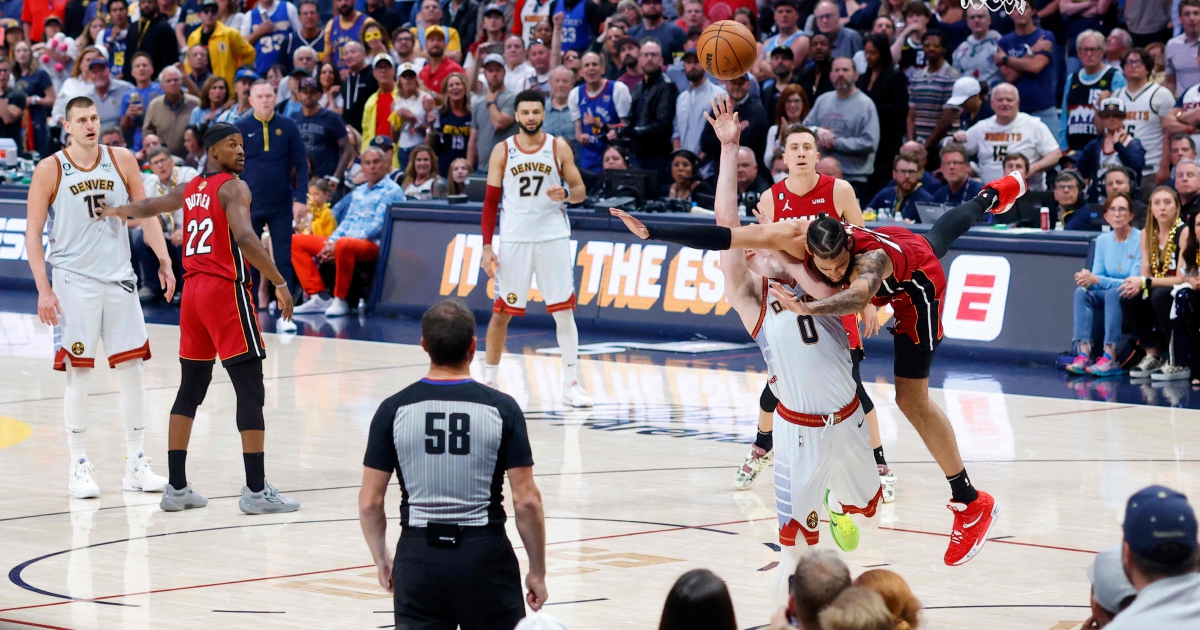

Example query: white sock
[115,359,146,459]
[64,364,92,462]
[485,363,499,386]
[552,310,580,385]
[771,544,803,609]
[827,488,843,515]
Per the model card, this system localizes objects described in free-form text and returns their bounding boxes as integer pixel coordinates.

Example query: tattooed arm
[768,250,894,316]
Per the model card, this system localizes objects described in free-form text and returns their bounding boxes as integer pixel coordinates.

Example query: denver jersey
[180,172,250,284]
[500,133,569,243]
[46,146,136,284]
[753,278,857,414]
[1118,82,1175,174]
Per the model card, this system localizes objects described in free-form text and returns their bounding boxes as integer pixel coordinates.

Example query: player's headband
[204,123,241,149]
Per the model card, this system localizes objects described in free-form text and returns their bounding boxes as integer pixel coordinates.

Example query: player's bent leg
[484,312,512,388]
[226,358,300,515]
[64,364,100,499]
[736,385,777,490]
[115,360,167,493]
[161,358,214,512]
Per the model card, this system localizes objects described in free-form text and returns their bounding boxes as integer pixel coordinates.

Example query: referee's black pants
[250,208,295,300]
[393,525,525,630]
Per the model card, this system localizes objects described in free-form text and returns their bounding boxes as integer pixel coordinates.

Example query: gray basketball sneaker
[239,482,300,514]
[159,484,209,512]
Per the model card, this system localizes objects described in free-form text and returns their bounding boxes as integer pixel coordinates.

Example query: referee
[359,299,548,629]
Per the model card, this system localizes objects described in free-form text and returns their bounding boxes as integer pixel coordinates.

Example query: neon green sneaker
[825,489,860,552]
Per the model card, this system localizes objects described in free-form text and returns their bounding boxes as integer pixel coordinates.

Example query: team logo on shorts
[70,342,84,356]
[806,511,818,530]
[506,292,518,304]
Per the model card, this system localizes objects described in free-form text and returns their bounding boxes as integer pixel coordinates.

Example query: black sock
[317,291,330,300]
[168,449,187,490]
[874,446,887,467]
[977,187,999,210]
[947,469,978,504]
[243,452,265,492]
[754,430,773,452]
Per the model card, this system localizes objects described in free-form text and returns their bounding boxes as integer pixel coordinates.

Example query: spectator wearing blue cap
[216,67,258,123]
[1107,485,1200,629]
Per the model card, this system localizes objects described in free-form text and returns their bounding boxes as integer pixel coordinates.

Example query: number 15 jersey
[46,146,135,283]
[181,172,251,284]
[500,133,569,243]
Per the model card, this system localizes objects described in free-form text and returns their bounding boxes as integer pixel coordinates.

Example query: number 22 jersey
[181,172,251,284]
[500,133,569,243]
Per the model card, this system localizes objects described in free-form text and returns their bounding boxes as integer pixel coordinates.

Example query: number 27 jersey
[181,172,250,284]
[500,133,570,243]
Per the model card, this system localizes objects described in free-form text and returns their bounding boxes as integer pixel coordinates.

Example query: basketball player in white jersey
[480,89,593,407]
[611,95,881,607]
[737,123,896,505]
[24,96,173,498]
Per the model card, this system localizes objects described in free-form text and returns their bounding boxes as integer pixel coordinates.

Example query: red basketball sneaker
[944,490,1000,566]
[981,171,1027,215]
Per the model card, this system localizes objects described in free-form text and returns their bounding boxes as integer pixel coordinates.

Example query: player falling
[735,118,895,504]
[100,123,300,515]
[25,96,173,498]
[613,102,1027,565]
[613,96,882,605]
[480,89,594,407]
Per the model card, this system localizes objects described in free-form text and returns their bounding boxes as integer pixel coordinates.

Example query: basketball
[697,21,758,81]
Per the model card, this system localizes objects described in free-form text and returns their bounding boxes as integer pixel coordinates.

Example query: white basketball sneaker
[734,445,772,490]
[563,381,594,407]
[69,456,100,499]
[293,294,332,314]
[123,450,168,492]
[879,465,897,504]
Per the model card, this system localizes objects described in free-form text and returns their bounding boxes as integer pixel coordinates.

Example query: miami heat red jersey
[181,172,249,284]
[841,224,946,347]
[770,174,838,221]
[771,174,862,348]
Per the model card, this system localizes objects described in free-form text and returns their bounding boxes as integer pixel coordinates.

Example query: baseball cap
[88,55,108,68]
[1123,485,1198,565]
[482,52,505,68]
[482,2,504,15]
[769,45,794,60]
[397,61,418,76]
[289,67,310,78]
[44,14,63,26]
[199,0,217,7]
[370,135,394,150]
[298,76,320,91]
[1099,97,1126,115]
[1087,543,1137,614]
[371,53,395,68]
[424,25,447,39]
[235,67,259,82]
[774,0,800,11]
[616,36,640,51]
[682,49,698,61]
[946,76,982,107]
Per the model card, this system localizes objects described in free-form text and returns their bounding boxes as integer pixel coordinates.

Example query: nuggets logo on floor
[806,511,818,530]
[71,342,84,356]
[507,292,518,304]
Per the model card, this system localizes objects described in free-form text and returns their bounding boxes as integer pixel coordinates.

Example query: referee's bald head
[421,299,476,367]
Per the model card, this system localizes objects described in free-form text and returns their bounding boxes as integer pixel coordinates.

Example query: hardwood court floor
[0,311,1197,630]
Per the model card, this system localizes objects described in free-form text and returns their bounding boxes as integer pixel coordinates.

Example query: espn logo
[0,217,33,261]
[943,255,1010,341]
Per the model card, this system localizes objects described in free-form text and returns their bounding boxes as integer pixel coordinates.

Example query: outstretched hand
[704,94,741,147]
[609,207,649,239]
[768,281,811,315]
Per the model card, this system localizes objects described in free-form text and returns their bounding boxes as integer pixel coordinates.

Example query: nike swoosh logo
[857,418,864,428]
[964,514,982,528]
[248,133,257,137]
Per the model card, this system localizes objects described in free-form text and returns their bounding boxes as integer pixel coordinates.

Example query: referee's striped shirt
[363,378,533,527]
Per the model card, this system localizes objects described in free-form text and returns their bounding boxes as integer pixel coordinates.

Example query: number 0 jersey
[500,133,569,243]
[46,146,136,284]
[181,172,251,283]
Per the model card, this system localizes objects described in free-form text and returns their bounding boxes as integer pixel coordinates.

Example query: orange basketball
[697,21,758,81]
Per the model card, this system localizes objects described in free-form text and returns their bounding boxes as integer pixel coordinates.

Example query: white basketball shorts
[774,406,882,546]
[492,238,576,316]
[52,267,150,371]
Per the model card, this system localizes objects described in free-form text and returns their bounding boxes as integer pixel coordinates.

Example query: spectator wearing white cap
[1078,98,1146,203]
[393,61,428,170]
[1085,543,1138,628]
[952,5,1001,87]
[467,52,517,173]
[360,54,401,155]
[1106,485,1200,629]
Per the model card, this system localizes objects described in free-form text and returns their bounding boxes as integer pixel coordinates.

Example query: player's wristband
[273,281,288,289]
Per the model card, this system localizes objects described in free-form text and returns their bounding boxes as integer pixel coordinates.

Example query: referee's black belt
[402,522,506,547]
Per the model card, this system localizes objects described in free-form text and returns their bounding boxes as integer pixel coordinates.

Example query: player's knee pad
[227,359,265,432]
[170,359,214,418]
[858,381,875,415]
[760,383,779,413]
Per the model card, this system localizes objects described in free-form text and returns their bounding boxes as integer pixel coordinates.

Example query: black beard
[624,56,638,69]
[520,121,543,135]
[338,4,353,16]
[685,68,705,82]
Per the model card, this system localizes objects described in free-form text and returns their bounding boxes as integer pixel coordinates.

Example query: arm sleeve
[1059,81,1070,149]
[613,81,632,118]
[1092,236,1122,289]
[362,397,400,473]
[568,87,581,121]
[286,2,303,35]
[645,223,732,250]
[482,183,500,245]
[496,393,534,469]
[331,191,353,223]
[290,123,309,204]
[1114,138,1146,174]
[359,194,393,241]
[240,9,254,36]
